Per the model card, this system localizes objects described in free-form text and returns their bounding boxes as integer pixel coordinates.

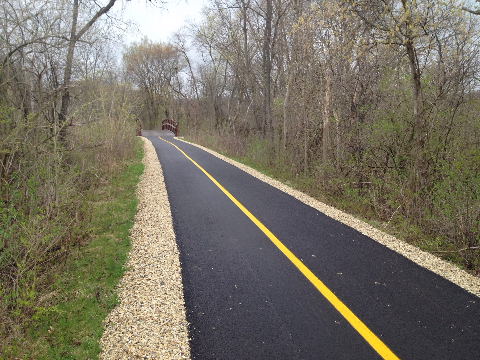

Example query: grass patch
[2,138,144,359]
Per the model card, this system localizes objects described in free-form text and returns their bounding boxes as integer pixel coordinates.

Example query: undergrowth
[0,138,143,359]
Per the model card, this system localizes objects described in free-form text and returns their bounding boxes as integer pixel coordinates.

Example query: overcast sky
[120,0,209,44]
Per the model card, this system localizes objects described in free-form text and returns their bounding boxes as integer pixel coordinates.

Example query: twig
[432,246,480,254]
[383,205,401,228]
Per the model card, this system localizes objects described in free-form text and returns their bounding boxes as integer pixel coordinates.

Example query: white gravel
[177,137,480,298]
[100,137,190,359]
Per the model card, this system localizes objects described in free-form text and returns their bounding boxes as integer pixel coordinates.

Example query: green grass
[3,139,144,359]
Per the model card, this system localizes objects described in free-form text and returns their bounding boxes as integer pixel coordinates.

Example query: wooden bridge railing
[161,118,179,136]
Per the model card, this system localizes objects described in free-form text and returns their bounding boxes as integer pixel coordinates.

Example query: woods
[165,0,480,272]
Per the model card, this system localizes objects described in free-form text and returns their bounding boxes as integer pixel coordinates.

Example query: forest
[1,0,479,356]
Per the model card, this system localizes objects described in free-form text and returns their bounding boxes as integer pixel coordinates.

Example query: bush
[430,150,480,268]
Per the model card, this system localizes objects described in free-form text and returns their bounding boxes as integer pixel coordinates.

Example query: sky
[119,0,209,44]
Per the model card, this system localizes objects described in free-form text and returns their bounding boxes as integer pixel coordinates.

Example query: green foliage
[0,77,140,356]
[431,149,480,257]
[245,137,273,167]
[1,139,143,359]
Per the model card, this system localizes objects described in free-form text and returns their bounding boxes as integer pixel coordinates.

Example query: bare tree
[124,40,184,128]
[58,0,118,140]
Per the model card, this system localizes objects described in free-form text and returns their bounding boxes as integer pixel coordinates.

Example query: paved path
[145,133,480,360]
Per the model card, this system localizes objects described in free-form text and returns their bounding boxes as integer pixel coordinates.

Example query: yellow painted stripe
[159,136,400,360]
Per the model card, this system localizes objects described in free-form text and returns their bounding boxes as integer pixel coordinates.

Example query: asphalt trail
[146,133,480,360]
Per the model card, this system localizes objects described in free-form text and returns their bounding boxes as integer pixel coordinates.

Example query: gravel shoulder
[100,137,190,359]
[177,137,480,298]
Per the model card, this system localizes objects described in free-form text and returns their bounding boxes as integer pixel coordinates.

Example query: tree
[58,0,118,141]
[262,0,273,137]
[124,40,184,128]
[346,0,476,201]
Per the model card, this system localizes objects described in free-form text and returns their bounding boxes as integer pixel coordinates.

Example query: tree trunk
[334,107,341,167]
[322,70,333,165]
[401,0,424,142]
[407,39,426,208]
[405,40,423,132]
[262,0,273,138]
[58,0,117,142]
[58,0,79,142]
[282,69,292,150]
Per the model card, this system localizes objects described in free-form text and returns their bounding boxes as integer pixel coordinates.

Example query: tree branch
[462,7,480,15]
[75,0,117,41]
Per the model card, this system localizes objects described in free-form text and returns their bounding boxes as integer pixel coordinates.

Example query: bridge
[161,118,179,136]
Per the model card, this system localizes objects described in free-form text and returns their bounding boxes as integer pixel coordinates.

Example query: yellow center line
[159,136,400,360]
